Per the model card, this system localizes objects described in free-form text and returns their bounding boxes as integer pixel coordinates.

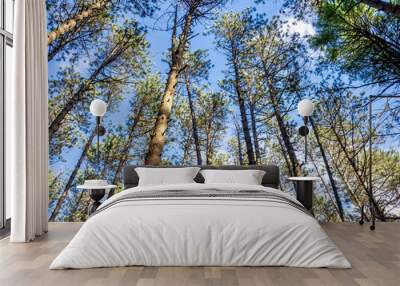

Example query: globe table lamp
[90,99,107,169]
[297,99,315,163]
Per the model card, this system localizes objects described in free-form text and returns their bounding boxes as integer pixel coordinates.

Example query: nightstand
[288,177,319,212]
[77,181,117,215]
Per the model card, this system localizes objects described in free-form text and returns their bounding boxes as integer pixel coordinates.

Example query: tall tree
[47,0,156,61]
[317,91,386,218]
[311,0,400,91]
[111,74,163,187]
[197,91,228,164]
[49,22,148,139]
[49,92,117,220]
[181,49,213,165]
[145,0,227,165]
[212,11,257,164]
[168,86,227,165]
[49,129,96,221]
[47,0,107,45]
[310,117,345,221]
[248,16,306,176]
[172,96,195,164]
[185,78,202,164]
[233,120,244,165]
[278,0,400,218]
[243,71,263,163]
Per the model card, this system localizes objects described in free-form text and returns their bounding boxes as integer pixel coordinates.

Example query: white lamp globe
[298,99,315,117]
[90,99,107,117]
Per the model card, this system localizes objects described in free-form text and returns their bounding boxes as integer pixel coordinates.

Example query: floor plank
[0,222,399,286]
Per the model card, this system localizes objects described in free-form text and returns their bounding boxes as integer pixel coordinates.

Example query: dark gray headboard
[123,165,280,189]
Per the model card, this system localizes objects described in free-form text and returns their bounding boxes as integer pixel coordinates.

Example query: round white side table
[77,184,117,215]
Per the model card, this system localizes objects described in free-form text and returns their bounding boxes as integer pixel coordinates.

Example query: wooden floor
[0,222,399,286]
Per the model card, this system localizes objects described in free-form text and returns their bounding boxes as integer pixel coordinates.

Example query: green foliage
[371,150,400,213]
[47,0,400,222]
[311,0,400,88]
[182,49,213,82]
[48,170,64,202]
[47,0,157,61]
[313,195,341,223]
[197,90,229,164]
[49,20,148,161]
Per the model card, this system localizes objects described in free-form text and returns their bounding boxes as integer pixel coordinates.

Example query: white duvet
[50,183,351,269]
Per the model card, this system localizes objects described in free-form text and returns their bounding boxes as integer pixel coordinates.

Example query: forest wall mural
[47,0,400,222]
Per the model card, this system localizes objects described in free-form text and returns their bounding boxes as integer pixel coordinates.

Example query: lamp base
[88,189,105,215]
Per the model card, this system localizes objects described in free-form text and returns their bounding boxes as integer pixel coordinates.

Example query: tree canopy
[47,0,400,222]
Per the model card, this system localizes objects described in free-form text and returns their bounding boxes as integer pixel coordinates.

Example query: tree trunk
[310,118,345,221]
[234,122,244,165]
[327,115,384,219]
[326,147,363,210]
[249,99,261,164]
[206,140,213,165]
[360,0,400,17]
[145,68,179,165]
[232,59,256,165]
[268,82,302,176]
[182,136,192,164]
[49,129,96,221]
[205,104,215,165]
[48,39,129,139]
[309,151,343,219]
[185,74,202,165]
[145,9,194,165]
[276,133,293,175]
[47,0,107,45]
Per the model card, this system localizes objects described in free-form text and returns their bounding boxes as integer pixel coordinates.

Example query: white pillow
[200,169,266,185]
[135,167,200,186]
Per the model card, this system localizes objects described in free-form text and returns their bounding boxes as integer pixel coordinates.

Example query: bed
[50,165,351,269]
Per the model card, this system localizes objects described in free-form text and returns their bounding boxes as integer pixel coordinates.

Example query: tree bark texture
[235,122,244,165]
[268,82,302,176]
[249,99,261,164]
[232,59,256,165]
[47,0,107,45]
[205,101,217,165]
[145,10,194,165]
[185,74,202,165]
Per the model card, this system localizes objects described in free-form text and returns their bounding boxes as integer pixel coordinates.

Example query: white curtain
[8,0,49,242]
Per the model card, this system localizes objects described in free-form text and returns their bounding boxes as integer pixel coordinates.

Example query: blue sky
[47,0,400,221]
[144,1,283,87]
[50,0,289,172]
[49,0,399,174]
